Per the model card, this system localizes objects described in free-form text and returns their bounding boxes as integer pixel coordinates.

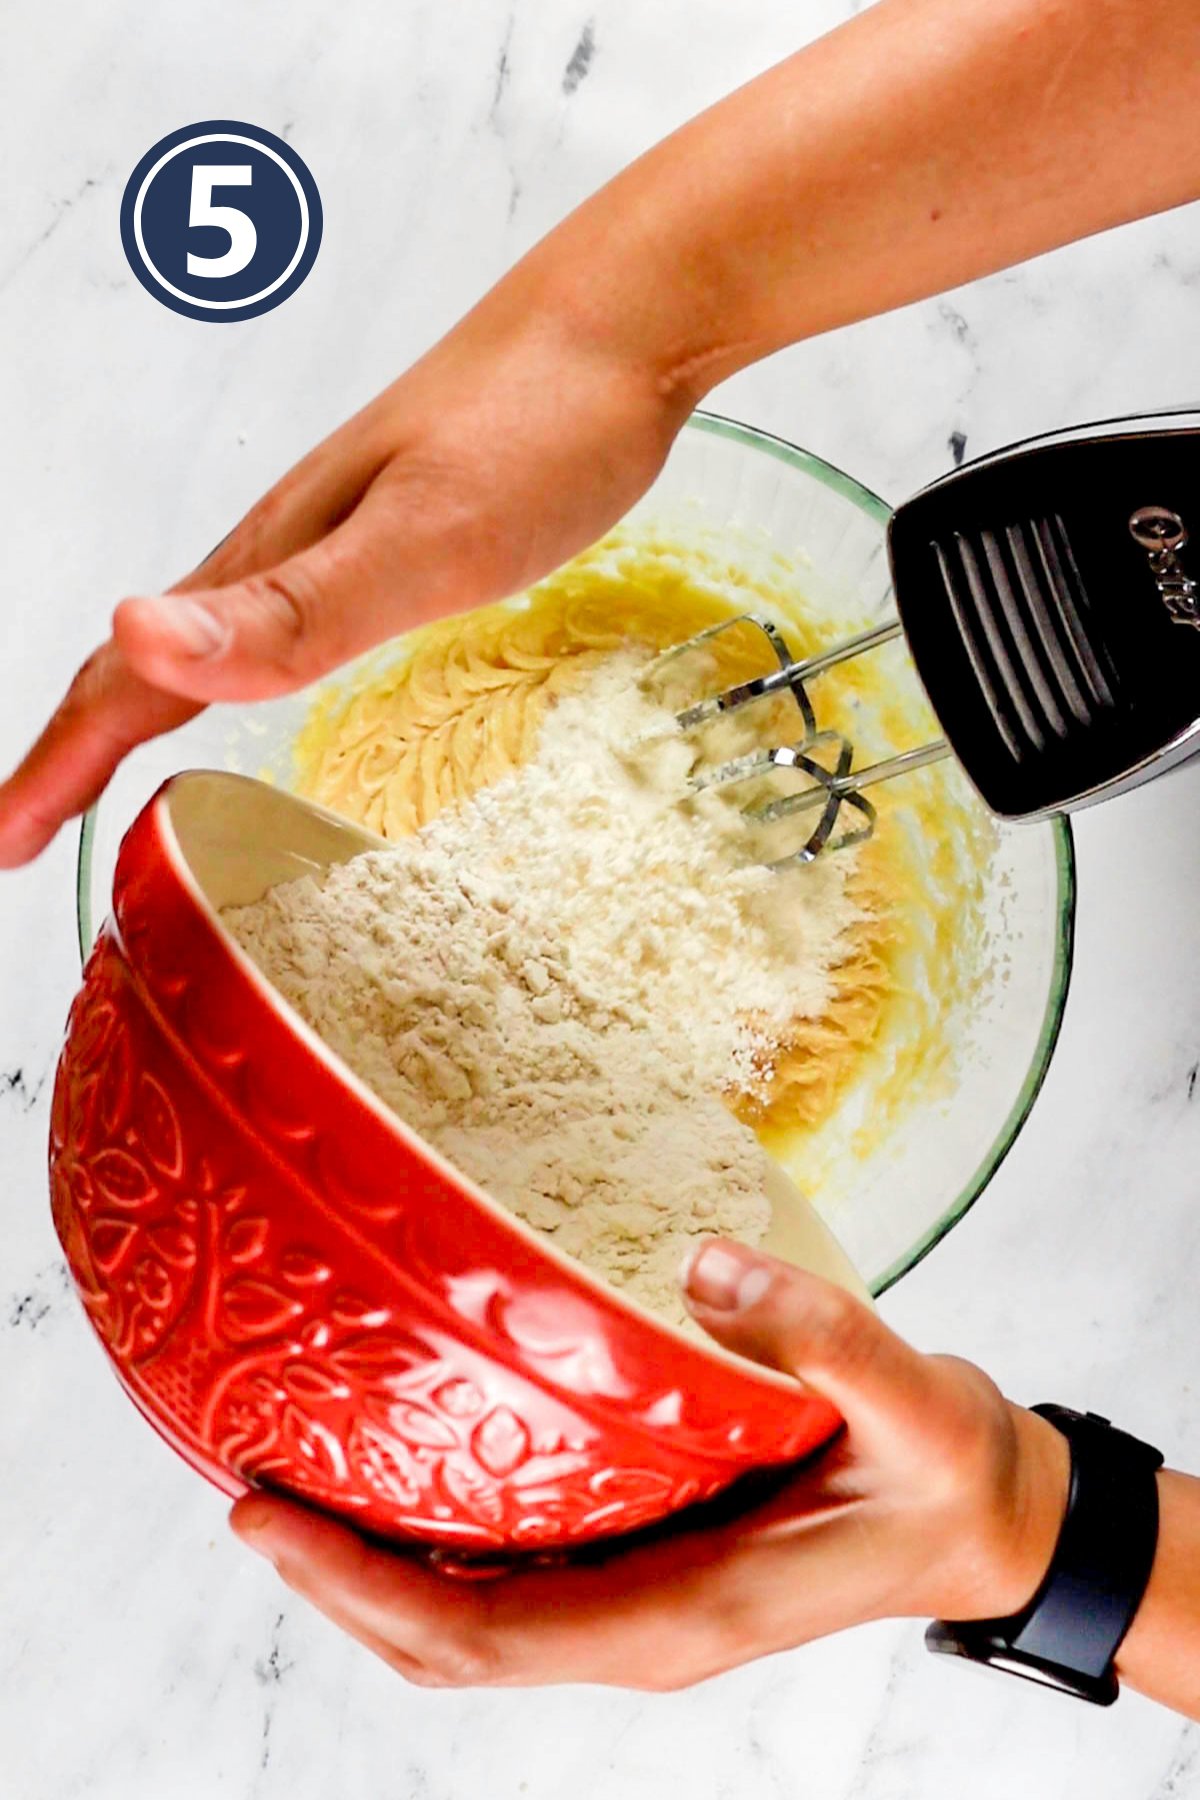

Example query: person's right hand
[0,287,686,867]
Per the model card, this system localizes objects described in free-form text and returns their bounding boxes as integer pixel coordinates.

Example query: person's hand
[230,1239,1070,1690]
[9,0,1197,872]
[0,284,685,868]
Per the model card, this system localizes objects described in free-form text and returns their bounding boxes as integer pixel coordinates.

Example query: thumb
[112,489,409,705]
[681,1239,943,1442]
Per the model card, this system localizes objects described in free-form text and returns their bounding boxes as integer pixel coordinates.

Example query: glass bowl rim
[75,406,1076,1297]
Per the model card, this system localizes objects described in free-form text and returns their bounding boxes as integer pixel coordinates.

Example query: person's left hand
[230,1239,1070,1690]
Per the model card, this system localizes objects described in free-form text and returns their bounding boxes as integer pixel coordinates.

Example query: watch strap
[926,1405,1163,1705]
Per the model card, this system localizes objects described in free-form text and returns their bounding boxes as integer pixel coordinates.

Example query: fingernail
[146,595,230,658]
[682,1241,773,1312]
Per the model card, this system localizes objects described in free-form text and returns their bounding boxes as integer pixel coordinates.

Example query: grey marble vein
[490,11,515,120]
[563,19,596,95]
[1147,1723,1200,1799]
[0,169,110,293]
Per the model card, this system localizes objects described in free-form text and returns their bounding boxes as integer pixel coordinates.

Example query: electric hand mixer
[643,413,1200,864]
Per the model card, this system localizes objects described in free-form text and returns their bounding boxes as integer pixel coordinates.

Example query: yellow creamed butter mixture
[290,527,991,1178]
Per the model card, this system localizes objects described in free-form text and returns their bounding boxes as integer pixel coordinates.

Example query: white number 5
[187,165,257,279]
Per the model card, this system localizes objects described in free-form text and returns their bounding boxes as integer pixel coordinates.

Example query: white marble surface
[3,1,1200,1794]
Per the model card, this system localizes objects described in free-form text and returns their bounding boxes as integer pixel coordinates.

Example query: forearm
[502,0,1200,401]
[1116,1471,1200,1718]
[11,0,1200,867]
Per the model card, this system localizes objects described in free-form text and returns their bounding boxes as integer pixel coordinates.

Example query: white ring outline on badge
[133,133,311,311]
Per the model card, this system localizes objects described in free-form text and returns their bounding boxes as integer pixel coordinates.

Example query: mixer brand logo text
[1128,505,1200,629]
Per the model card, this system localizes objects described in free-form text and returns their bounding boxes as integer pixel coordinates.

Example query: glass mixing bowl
[77,411,1074,1296]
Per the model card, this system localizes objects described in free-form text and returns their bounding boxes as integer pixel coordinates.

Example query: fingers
[174,405,393,596]
[112,475,460,705]
[0,487,397,866]
[231,1491,741,1690]
[233,1495,538,1686]
[0,642,201,869]
[0,410,393,868]
[231,1496,482,1667]
[682,1239,945,1443]
[113,519,369,704]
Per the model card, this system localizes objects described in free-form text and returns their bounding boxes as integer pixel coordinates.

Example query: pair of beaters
[645,412,1200,864]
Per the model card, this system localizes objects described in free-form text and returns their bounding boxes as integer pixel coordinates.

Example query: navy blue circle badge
[120,121,322,322]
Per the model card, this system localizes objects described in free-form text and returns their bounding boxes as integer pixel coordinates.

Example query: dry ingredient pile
[225,653,867,1328]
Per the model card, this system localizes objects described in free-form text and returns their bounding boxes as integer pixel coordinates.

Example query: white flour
[225,654,865,1327]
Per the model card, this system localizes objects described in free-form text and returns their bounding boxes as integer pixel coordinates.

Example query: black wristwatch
[925,1405,1163,1705]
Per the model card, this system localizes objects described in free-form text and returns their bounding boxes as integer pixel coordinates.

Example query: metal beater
[642,412,1200,866]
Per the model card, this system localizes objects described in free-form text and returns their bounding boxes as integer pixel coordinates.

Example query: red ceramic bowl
[49,772,843,1555]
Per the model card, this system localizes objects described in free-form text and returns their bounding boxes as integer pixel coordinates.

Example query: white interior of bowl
[166,768,385,903]
[81,413,1073,1296]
